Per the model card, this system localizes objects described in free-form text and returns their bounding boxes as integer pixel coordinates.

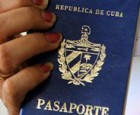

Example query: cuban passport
[20,0,139,115]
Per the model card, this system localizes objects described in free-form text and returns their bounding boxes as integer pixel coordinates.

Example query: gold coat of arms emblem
[58,25,106,86]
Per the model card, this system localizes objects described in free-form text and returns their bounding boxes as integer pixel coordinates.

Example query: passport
[20,0,140,115]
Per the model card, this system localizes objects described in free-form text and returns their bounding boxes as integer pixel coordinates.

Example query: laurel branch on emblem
[58,40,106,86]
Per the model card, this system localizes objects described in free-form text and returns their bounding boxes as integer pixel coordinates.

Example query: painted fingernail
[46,33,62,43]
[33,0,48,9]
[33,0,44,5]
[42,12,53,22]
[39,63,53,73]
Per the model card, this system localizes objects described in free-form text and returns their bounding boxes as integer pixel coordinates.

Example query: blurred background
[125,10,140,115]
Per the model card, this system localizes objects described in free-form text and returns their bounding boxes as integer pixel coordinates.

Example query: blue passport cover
[21,0,139,115]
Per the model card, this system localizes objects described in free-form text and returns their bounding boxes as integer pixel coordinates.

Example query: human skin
[0,0,61,115]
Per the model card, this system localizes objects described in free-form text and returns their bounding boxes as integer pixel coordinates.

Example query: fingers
[0,7,56,39]
[0,33,62,73]
[0,0,49,13]
[1,63,53,114]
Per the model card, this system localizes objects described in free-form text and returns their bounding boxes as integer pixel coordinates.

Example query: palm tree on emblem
[80,54,92,72]
[84,54,91,64]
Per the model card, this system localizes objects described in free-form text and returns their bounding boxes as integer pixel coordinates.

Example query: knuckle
[3,80,15,96]
[0,45,12,72]
[13,1,24,7]
[24,67,42,80]
[23,67,44,83]
[36,34,48,49]
[29,33,48,50]
[0,45,9,64]
[12,1,29,8]
[19,68,41,92]
[22,7,41,28]
[32,33,60,52]
[22,69,33,78]
[2,80,15,105]
[23,7,40,20]
[0,18,8,37]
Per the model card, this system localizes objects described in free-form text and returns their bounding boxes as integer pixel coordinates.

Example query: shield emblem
[65,40,100,80]
[58,25,106,86]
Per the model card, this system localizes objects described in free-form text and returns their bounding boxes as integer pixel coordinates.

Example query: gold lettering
[101,107,109,115]
[82,8,85,13]
[53,101,60,111]
[64,5,69,10]
[85,8,88,13]
[100,10,104,15]
[59,103,68,113]
[95,9,104,15]
[44,100,52,111]
[36,99,45,109]
[85,105,94,115]
[111,11,115,16]
[89,9,93,14]
[94,106,102,115]
[36,99,110,114]
[78,7,81,12]
[115,11,120,17]
[106,11,123,18]
[69,103,77,113]
[95,9,100,15]
[55,5,60,10]
[106,11,110,16]
[69,6,73,11]
[119,12,123,17]
[73,7,77,12]
[77,104,85,114]
[55,4,124,18]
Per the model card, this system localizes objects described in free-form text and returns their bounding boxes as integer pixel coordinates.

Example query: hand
[0,0,62,115]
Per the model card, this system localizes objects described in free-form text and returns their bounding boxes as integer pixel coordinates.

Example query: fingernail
[42,12,53,22]
[46,33,62,43]
[33,0,44,5]
[33,0,48,9]
[39,63,53,73]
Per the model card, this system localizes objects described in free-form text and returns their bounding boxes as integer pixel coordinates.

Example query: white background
[125,10,140,115]
[0,11,140,115]
[134,11,140,56]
